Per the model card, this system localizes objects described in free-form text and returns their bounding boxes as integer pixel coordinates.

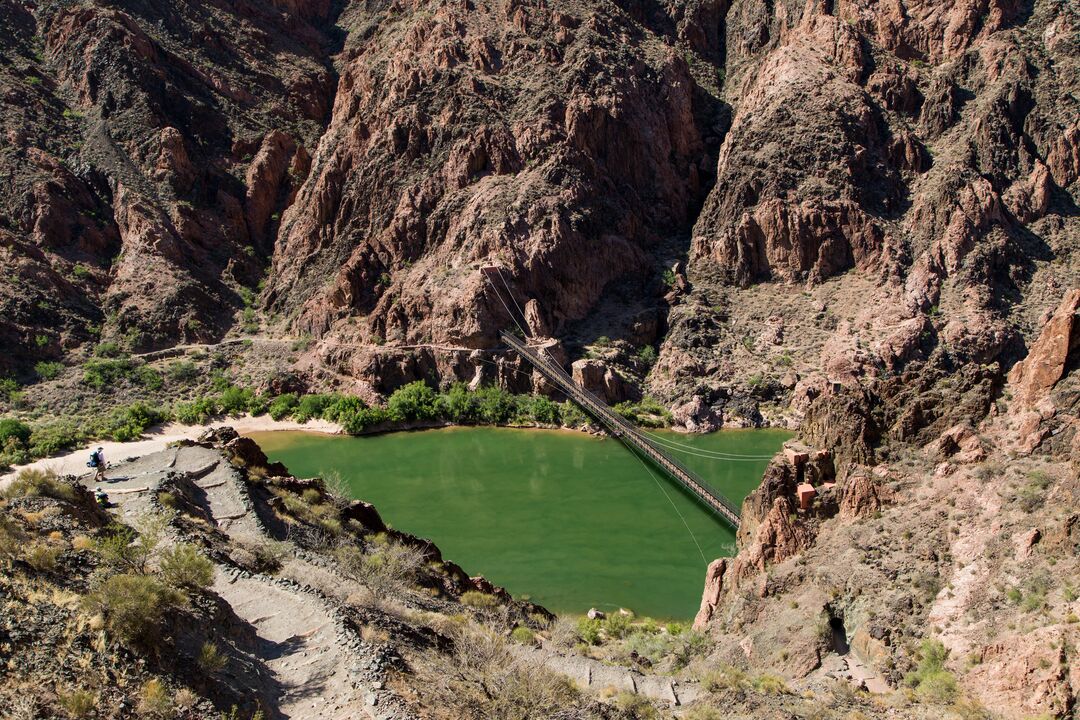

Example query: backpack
[88,451,100,468]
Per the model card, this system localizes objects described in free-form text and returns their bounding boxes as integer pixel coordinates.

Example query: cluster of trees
[249,382,587,435]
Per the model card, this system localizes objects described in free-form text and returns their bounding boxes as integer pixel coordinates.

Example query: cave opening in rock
[829,616,850,655]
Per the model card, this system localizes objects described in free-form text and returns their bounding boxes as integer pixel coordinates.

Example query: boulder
[672,396,722,433]
[570,359,635,404]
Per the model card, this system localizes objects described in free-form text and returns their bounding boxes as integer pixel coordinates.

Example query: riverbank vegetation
[0,377,593,470]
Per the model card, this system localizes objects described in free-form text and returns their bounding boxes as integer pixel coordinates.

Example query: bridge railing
[502,332,741,527]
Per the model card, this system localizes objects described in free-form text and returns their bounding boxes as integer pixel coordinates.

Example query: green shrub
[293,393,337,423]
[904,639,958,704]
[160,544,214,590]
[82,357,136,389]
[174,397,219,425]
[165,360,199,384]
[218,385,255,416]
[635,345,658,366]
[92,516,166,574]
[559,403,587,428]
[0,418,32,446]
[576,617,601,645]
[474,385,514,424]
[103,402,167,441]
[460,590,500,609]
[23,542,61,571]
[27,421,83,457]
[134,365,164,390]
[1,468,75,502]
[198,641,227,672]
[83,573,183,649]
[268,393,299,421]
[613,397,672,428]
[57,688,97,717]
[71,262,92,279]
[33,361,64,381]
[387,381,439,422]
[510,626,537,646]
[247,393,270,416]
[94,341,125,358]
[0,377,20,402]
[603,612,632,639]
[338,404,390,434]
[136,678,173,717]
[517,394,561,425]
[322,395,366,423]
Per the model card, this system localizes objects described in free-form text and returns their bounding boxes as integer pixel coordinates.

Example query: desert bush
[614,691,658,719]
[83,573,183,649]
[267,393,299,421]
[510,626,538,646]
[197,641,227,673]
[218,386,255,416]
[0,515,26,564]
[680,706,724,720]
[460,590,500,609]
[102,402,167,441]
[22,542,60,571]
[1016,470,1054,512]
[174,398,219,425]
[576,617,602,646]
[82,357,137,389]
[165,360,199,384]
[57,688,97,717]
[33,361,65,381]
[160,544,214,590]
[28,421,84,457]
[336,539,427,598]
[93,516,167,574]
[137,679,173,717]
[701,664,749,692]
[2,468,75,502]
[603,612,632,639]
[416,623,579,720]
[904,638,958,704]
[752,673,790,695]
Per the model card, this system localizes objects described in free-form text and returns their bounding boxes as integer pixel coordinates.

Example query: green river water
[249,426,791,619]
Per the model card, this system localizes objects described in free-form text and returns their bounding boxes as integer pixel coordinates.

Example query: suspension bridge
[500,330,743,529]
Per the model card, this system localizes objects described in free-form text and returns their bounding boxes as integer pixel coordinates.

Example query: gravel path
[72,445,409,720]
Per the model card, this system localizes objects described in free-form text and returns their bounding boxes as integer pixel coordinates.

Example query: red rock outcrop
[1008,289,1080,407]
[264,0,716,361]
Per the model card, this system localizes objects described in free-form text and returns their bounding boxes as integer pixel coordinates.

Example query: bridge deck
[501,332,741,529]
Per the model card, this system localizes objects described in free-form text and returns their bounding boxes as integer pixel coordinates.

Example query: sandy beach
[1,415,342,484]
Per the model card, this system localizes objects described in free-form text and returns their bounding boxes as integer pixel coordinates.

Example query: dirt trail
[75,445,410,720]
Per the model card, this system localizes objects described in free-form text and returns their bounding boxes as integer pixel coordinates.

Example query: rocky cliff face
[2,0,1079,715]
[0,0,338,370]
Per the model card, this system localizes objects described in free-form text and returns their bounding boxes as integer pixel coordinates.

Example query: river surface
[250,426,791,619]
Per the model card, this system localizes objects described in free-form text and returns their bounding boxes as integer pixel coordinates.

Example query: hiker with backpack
[88,447,106,481]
